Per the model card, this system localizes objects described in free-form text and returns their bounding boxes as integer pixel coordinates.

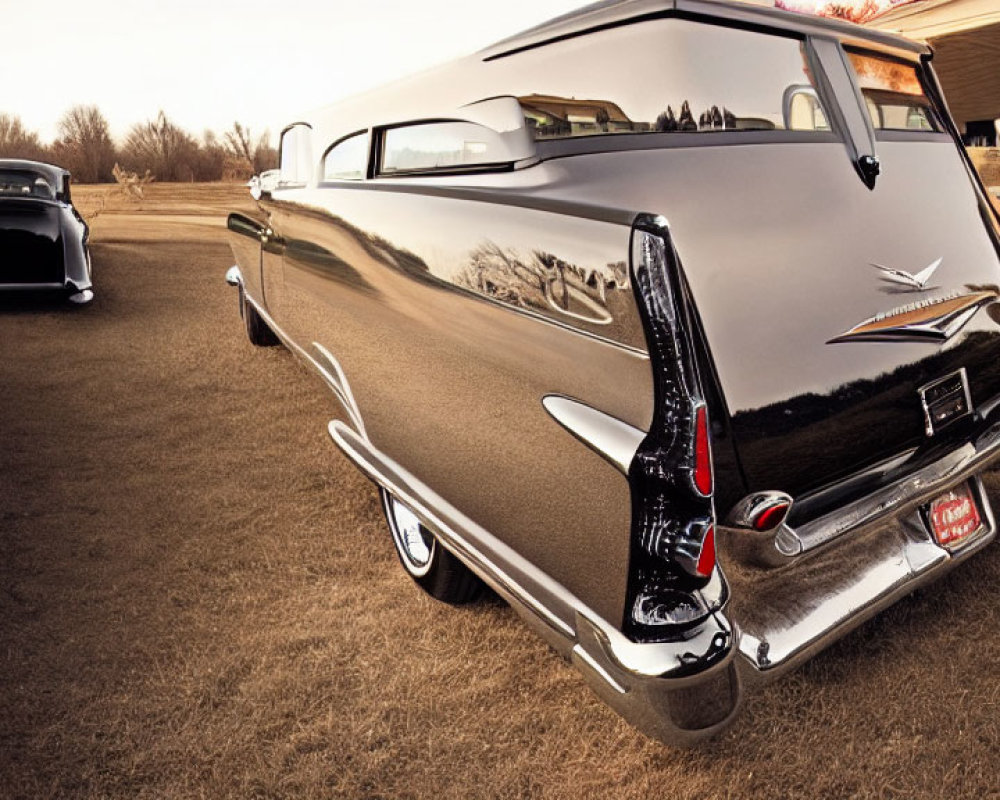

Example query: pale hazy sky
[2,0,865,146]
[1,0,585,145]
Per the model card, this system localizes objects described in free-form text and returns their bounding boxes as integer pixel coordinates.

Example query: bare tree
[120,111,199,182]
[192,130,227,182]
[51,105,116,183]
[112,163,155,201]
[0,113,47,161]
[224,122,277,178]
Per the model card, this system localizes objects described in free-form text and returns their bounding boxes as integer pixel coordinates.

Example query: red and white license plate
[928,482,983,550]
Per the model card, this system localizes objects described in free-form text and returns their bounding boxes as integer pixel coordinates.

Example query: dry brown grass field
[1,183,999,800]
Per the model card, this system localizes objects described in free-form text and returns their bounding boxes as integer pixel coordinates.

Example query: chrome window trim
[536,130,839,161]
[874,130,952,143]
[482,2,927,62]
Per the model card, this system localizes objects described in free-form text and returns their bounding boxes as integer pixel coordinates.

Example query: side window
[279,123,313,185]
[783,86,830,132]
[322,132,369,181]
[381,122,511,174]
[846,52,940,132]
[509,20,830,141]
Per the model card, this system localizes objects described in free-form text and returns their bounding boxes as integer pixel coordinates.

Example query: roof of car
[0,159,70,185]
[305,0,928,150]
[481,0,928,58]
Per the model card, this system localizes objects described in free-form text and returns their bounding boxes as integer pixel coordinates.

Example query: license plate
[927,482,983,550]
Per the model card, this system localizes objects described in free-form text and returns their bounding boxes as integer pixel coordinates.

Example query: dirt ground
[1,184,999,799]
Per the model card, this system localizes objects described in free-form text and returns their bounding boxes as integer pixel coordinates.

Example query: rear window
[511,19,828,141]
[0,170,54,199]
[846,52,940,132]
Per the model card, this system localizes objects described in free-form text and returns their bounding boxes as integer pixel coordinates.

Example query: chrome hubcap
[387,495,434,576]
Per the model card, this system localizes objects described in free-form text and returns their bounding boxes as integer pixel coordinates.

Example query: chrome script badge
[828,291,997,344]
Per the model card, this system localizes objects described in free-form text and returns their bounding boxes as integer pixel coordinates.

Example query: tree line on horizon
[0,105,277,184]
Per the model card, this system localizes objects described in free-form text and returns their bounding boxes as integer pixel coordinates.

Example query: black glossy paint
[513,136,1000,513]
[258,186,648,628]
[229,0,1000,634]
[225,0,1000,746]
[0,200,63,283]
[0,159,91,295]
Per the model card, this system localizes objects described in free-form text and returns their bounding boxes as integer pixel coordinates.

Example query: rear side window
[846,52,940,132]
[381,122,511,173]
[323,132,368,181]
[512,19,828,141]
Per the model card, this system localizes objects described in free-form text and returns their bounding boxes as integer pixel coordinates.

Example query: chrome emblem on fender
[828,290,997,344]
[870,257,942,291]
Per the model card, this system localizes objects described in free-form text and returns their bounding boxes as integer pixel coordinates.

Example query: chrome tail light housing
[625,215,729,642]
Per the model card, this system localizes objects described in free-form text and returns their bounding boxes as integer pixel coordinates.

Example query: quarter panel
[227,211,266,301]
[271,186,653,627]
[60,205,91,289]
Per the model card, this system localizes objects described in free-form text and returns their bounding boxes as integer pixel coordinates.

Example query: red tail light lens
[752,501,790,532]
[694,404,713,496]
[695,525,716,577]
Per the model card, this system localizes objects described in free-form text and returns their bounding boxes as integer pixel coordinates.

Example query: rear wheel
[380,490,482,604]
[243,293,279,347]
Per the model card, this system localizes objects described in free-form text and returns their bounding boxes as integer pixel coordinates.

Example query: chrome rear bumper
[727,474,995,681]
[721,420,1000,682]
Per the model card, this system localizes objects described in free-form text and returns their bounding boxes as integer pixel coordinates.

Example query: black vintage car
[0,159,92,303]
[226,0,1000,744]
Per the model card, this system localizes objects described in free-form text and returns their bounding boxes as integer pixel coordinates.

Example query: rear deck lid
[664,135,1000,504]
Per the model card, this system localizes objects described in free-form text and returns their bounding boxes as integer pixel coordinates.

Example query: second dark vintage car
[226,0,1000,744]
[0,159,92,303]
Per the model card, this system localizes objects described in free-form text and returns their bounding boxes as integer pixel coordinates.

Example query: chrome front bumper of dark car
[0,276,93,303]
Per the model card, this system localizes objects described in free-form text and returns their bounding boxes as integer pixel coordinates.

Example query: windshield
[0,170,56,200]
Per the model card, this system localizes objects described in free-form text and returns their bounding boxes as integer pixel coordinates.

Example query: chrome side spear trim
[541,395,645,475]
